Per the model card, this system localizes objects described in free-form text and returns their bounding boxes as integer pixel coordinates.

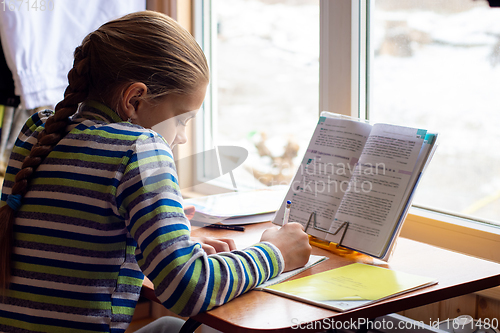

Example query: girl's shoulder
[96,121,169,142]
[75,120,173,154]
[26,109,54,128]
[17,109,54,140]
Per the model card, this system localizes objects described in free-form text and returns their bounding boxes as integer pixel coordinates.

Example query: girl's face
[137,83,208,149]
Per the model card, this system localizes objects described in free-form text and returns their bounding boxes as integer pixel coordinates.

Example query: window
[192,0,320,193]
[368,0,500,226]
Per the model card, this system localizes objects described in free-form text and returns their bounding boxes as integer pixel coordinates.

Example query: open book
[272,112,438,261]
[263,263,437,312]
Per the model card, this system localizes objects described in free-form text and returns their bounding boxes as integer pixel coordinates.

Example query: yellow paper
[265,263,436,311]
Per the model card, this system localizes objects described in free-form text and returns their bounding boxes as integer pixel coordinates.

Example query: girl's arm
[117,133,285,317]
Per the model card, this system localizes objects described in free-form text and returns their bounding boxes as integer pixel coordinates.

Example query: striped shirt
[0,101,284,333]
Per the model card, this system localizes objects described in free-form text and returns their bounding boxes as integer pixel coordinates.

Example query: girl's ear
[118,82,148,121]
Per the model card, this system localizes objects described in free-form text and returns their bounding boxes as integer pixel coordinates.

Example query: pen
[202,223,245,232]
[282,200,292,226]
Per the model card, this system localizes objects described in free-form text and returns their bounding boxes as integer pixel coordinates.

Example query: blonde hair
[0,10,209,290]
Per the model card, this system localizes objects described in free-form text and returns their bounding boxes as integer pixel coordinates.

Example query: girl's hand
[192,236,237,255]
[260,222,312,272]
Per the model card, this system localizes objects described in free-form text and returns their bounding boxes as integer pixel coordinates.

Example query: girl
[0,11,311,333]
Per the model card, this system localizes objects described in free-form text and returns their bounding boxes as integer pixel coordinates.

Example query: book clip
[305,212,350,248]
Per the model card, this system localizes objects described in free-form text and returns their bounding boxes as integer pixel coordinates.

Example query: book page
[326,124,426,257]
[380,133,438,260]
[273,117,372,239]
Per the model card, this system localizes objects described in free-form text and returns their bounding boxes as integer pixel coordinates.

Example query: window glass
[214,0,319,189]
[369,0,500,223]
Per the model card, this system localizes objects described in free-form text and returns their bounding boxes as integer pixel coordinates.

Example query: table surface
[143,222,500,333]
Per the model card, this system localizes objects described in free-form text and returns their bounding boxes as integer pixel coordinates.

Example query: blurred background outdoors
[214,0,500,224]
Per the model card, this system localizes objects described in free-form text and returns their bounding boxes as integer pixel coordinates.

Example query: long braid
[0,39,92,292]
[0,11,210,293]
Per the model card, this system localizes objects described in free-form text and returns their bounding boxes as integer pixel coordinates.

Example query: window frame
[176,0,229,195]
[186,0,500,298]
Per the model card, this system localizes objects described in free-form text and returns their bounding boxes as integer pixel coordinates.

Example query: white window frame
[188,0,239,195]
[190,0,500,299]
[320,0,369,119]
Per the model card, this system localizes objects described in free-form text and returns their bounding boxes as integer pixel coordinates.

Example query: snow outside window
[368,0,500,225]
[198,0,320,191]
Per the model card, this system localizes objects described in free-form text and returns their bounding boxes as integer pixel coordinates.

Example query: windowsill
[402,206,500,263]
[402,206,500,301]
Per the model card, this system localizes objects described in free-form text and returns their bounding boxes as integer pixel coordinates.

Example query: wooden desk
[144,222,500,332]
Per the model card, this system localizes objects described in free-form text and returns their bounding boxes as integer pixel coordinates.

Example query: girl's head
[0,10,209,290]
[85,10,209,140]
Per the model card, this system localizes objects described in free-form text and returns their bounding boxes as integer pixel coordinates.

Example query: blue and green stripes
[0,101,284,332]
